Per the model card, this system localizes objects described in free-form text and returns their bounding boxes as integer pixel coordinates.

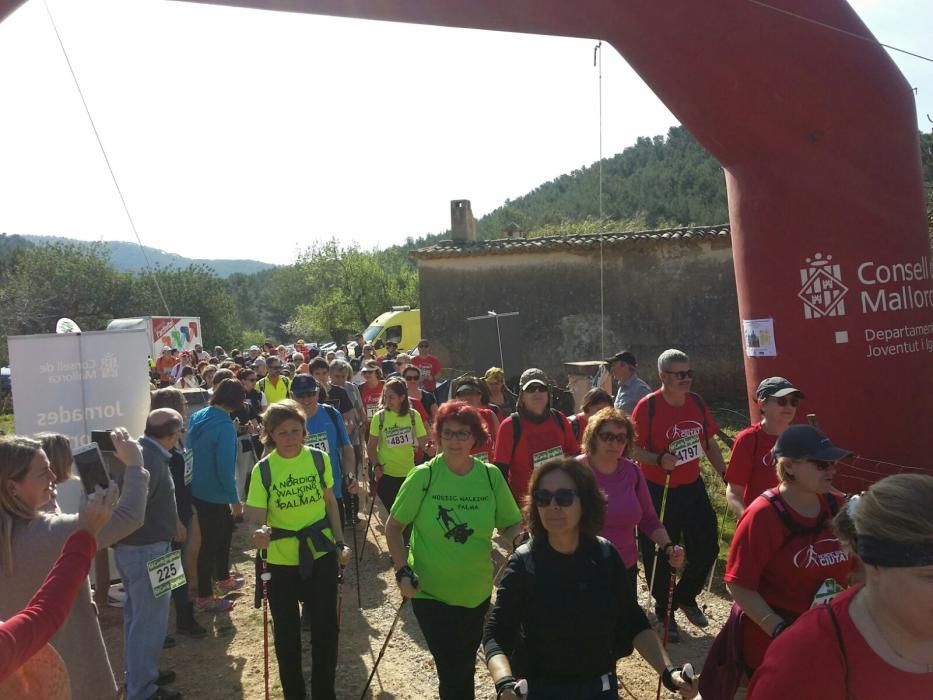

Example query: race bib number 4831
[669,435,701,465]
[385,426,414,447]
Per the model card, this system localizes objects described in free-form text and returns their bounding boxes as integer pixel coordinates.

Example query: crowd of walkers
[1,337,931,700]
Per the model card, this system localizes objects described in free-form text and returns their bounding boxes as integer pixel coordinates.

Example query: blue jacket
[187,405,238,504]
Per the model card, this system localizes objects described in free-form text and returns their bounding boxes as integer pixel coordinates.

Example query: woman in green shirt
[246,400,351,700]
[386,401,523,700]
[367,377,428,514]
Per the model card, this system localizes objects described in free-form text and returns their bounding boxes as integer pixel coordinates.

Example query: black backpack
[762,488,840,546]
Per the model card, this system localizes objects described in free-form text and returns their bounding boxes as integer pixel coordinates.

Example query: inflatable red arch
[2,0,929,487]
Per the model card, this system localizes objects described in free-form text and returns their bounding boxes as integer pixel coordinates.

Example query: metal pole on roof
[594,41,604,219]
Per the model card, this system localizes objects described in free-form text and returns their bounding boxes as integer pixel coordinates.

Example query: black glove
[394,565,419,589]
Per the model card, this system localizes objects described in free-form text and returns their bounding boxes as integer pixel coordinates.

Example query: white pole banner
[8,329,151,447]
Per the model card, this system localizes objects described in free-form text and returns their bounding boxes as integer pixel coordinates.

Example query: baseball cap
[605,350,637,367]
[519,368,549,391]
[455,381,483,395]
[296,339,306,346]
[290,374,318,395]
[249,345,260,352]
[756,377,805,400]
[772,425,851,461]
[160,346,172,354]
[251,357,266,366]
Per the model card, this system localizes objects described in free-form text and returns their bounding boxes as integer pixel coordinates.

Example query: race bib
[147,550,186,598]
[669,435,701,465]
[811,578,845,608]
[366,405,378,418]
[183,449,194,485]
[385,426,414,447]
[305,432,329,453]
[473,451,489,463]
[532,446,563,468]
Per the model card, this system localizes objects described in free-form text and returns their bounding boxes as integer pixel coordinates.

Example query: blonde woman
[0,431,148,699]
[748,473,933,698]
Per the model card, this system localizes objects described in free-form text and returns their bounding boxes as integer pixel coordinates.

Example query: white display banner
[8,329,151,448]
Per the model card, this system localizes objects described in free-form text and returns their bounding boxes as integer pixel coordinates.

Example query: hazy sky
[0,0,930,265]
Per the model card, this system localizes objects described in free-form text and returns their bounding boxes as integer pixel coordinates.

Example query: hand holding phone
[77,483,119,536]
[73,445,111,495]
[90,430,116,452]
[110,428,142,467]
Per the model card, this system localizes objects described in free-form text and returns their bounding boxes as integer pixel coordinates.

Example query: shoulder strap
[825,602,850,699]
[647,394,656,453]
[688,392,710,445]
[324,404,342,434]
[549,408,564,433]
[259,458,272,511]
[411,411,417,430]
[569,414,582,440]
[596,535,614,561]
[308,447,326,481]
[509,412,522,463]
[764,488,834,541]
[410,458,435,522]
[515,539,535,575]
[257,377,266,392]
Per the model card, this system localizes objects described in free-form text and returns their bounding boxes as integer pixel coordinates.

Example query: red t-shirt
[470,407,497,463]
[360,382,384,421]
[411,354,441,391]
[724,423,779,506]
[631,390,719,487]
[748,586,929,699]
[724,491,853,668]
[493,411,579,502]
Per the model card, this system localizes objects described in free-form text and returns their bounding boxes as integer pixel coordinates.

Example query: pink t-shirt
[578,455,663,568]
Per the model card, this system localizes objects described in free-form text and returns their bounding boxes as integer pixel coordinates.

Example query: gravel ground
[100,485,730,700]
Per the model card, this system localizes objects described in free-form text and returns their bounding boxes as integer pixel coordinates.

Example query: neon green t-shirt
[390,455,522,608]
[370,409,427,478]
[246,447,335,565]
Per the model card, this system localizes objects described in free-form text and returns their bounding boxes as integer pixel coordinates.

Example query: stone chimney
[450,200,476,242]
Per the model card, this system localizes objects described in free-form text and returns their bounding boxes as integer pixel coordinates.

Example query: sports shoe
[156,670,176,686]
[176,618,208,639]
[214,576,245,594]
[146,687,182,700]
[162,636,176,649]
[195,596,234,613]
[679,603,709,628]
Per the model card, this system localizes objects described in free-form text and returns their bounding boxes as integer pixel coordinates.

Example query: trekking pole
[358,599,407,700]
[647,472,672,596]
[706,484,731,595]
[359,492,377,564]
[336,564,345,639]
[260,551,271,700]
[655,569,678,700]
[352,514,362,608]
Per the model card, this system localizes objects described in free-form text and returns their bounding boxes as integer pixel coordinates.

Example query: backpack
[512,536,634,660]
[762,488,840,546]
[408,455,496,523]
[568,414,583,441]
[315,403,344,441]
[645,391,709,453]
[508,409,568,463]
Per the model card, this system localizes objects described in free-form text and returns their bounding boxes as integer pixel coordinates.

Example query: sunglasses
[533,488,578,507]
[597,431,628,444]
[292,391,316,399]
[772,396,800,407]
[523,385,548,394]
[404,375,420,381]
[663,369,694,380]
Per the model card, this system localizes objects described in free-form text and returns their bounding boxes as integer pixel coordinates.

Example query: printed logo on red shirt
[793,538,849,569]
[666,421,703,441]
[761,450,774,467]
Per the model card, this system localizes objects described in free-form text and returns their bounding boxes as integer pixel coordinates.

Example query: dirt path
[101,490,730,699]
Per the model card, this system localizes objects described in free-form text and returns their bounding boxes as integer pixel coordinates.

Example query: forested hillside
[1,127,930,360]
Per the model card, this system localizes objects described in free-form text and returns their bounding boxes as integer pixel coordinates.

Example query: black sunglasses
[772,396,800,407]
[404,375,420,381]
[533,488,578,507]
[523,384,549,394]
[663,369,694,380]
[597,430,628,444]
[292,391,316,399]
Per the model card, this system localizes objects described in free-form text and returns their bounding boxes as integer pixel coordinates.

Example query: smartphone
[90,430,116,452]
[73,443,110,495]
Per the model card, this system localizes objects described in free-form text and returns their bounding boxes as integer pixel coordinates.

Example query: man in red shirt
[631,348,728,642]
[411,339,441,393]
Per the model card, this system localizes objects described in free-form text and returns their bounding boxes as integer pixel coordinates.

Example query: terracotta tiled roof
[411,224,730,259]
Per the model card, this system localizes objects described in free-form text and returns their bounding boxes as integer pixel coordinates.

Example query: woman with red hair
[385,401,523,700]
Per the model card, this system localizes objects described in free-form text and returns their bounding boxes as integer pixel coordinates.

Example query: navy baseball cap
[290,374,318,396]
[756,377,805,400]
[605,350,637,367]
[772,425,851,461]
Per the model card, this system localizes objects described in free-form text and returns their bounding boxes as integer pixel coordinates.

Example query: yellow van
[363,306,421,357]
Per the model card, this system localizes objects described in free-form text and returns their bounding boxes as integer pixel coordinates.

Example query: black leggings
[412,597,489,700]
[268,555,339,700]
[193,498,233,598]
